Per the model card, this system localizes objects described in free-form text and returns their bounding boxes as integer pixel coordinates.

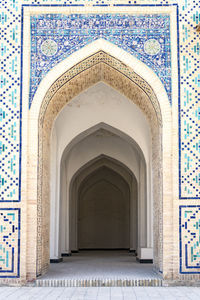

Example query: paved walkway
[1,286,200,299]
[41,251,158,280]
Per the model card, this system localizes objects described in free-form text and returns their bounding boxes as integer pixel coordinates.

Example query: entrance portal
[26,49,173,280]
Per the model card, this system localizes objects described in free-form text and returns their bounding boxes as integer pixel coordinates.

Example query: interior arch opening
[58,124,147,257]
[34,51,167,278]
[69,156,138,255]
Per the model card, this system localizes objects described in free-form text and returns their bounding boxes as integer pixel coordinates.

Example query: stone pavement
[1,287,200,299]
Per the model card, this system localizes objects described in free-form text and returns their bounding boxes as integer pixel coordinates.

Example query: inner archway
[68,155,138,255]
[78,166,130,250]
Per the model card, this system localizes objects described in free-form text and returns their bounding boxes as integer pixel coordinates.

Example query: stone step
[34,278,163,287]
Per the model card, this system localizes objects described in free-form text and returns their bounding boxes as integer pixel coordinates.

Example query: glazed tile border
[0,209,20,278]
[180,206,200,274]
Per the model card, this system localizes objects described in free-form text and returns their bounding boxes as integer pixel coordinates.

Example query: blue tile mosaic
[179,4,200,199]
[30,13,171,108]
[0,209,20,278]
[0,0,20,202]
[180,206,200,274]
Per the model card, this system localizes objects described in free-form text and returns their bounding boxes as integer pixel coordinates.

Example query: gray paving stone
[1,287,200,300]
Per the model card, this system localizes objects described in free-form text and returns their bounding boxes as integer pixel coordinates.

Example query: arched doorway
[68,154,138,254]
[77,166,131,250]
[25,47,173,280]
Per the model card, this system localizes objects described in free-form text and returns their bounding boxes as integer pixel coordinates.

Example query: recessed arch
[67,155,138,255]
[78,166,131,198]
[25,45,173,280]
[60,121,147,179]
[70,154,137,187]
[79,172,128,200]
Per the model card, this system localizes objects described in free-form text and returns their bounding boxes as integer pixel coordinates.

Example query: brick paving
[1,287,200,300]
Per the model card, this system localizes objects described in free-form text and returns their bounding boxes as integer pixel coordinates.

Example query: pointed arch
[24,43,173,280]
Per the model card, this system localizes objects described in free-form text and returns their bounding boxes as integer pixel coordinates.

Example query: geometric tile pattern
[30,13,171,108]
[0,0,21,202]
[0,1,199,203]
[180,206,200,273]
[0,209,20,278]
[179,2,200,198]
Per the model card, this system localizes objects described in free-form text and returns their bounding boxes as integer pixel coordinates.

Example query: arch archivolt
[39,51,162,126]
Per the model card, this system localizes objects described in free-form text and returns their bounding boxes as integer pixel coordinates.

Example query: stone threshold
[34,278,163,287]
